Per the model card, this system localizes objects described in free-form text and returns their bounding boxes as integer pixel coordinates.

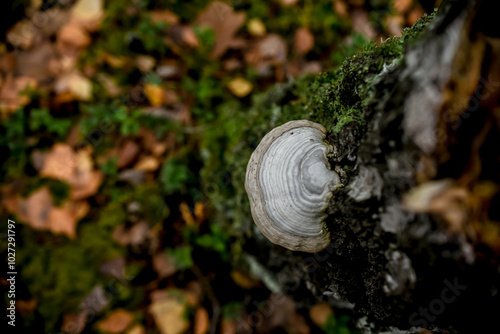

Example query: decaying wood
[250,0,500,332]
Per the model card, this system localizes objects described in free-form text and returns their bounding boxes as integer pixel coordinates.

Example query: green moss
[199,11,436,245]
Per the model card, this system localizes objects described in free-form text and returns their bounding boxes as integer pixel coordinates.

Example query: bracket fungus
[245,120,341,253]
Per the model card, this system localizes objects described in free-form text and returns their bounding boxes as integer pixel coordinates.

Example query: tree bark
[246,0,500,332]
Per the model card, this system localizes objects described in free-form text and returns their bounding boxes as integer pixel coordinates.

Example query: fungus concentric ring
[245,120,340,253]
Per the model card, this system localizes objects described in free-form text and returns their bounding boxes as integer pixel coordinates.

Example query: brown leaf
[153,252,177,278]
[49,207,78,239]
[126,324,146,334]
[96,309,134,334]
[150,10,179,25]
[134,156,160,172]
[294,28,314,55]
[0,75,37,114]
[195,1,246,58]
[351,9,376,40]
[61,313,88,334]
[309,303,332,327]
[16,42,57,81]
[135,55,156,72]
[71,0,104,31]
[393,0,413,13]
[149,290,189,334]
[7,21,36,49]
[56,23,91,58]
[245,34,287,66]
[408,8,426,25]
[230,270,260,289]
[278,0,299,6]
[118,141,141,169]
[194,308,210,334]
[180,202,195,226]
[333,0,348,18]
[54,72,93,101]
[182,26,200,48]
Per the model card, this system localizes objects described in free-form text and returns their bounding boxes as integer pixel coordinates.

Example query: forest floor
[0,0,438,333]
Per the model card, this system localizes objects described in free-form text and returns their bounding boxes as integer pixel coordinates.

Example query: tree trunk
[240,0,500,332]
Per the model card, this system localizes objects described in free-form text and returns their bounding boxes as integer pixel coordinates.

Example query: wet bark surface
[250,1,500,333]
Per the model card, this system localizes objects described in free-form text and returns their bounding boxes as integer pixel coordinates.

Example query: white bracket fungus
[245,120,341,253]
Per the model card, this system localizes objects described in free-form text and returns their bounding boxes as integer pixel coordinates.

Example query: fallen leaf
[333,0,348,18]
[135,55,156,72]
[194,308,209,334]
[180,202,195,226]
[16,42,57,81]
[6,20,36,49]
[55,72,92,101]
[99,257,126,279]
[387,15,405,37]
[144,83,164,106]
[118,141,141,169]
[14,187,80,238]
[408,8,425,25]
[61,313,88,334]
[351,9,376,40]
[97,74,122,97]
[0,75,37,114]
[247,18,266,36]
[71,0,104,31]
[40,144,103,199]
[309,303,332,327]
[185,281,203,306]
[246,34,287,65]
[294,28,314,55]
[194,202,207,224]
[182,26,200,47]
[150,10,179,25]
[126,324,146,334]
[220,320,236,334]
[227,77,253,97]
[230,270,260,289]
[393,0,412,13]
[149,290,189,334]
[195,1,246,58]
[56,23,91,58]
[96,309,134,334]
[278,0,299,6]
[153,252,177,278]
[129,221,150,246]
[134,156,160,172]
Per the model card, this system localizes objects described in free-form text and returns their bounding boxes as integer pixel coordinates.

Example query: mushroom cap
[245,120,340,253]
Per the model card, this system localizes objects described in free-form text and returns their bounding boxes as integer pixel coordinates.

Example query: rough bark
[245,0,500,333]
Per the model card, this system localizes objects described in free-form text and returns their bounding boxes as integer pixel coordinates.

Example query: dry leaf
[0,75,37,114]
[230,270,260,289]
[387,15,405,37]
[134,156,160,172]
[246,34,287,65]
[180,202,195,226]
[309,303,332,327]
[294,28,314,55]
[97,74,122,97]
[393,0,413,13]
[126,324,146,334]
[7,21,36,49]
[16,42,57,81]
[221,320,236,334]
[333,0,348,18]
[57,23,91,58]
[247,18,266,36]
[149,291,189,334]
[117,141,140,169]
[71,0,104,31]
[227,77,252,97]
[351,9,376,40]
[182,26,200,48]
[150,10,179,25]
[195,1,246,58]
[55,72,92,101]
[194,202,207,224]
[153,252,177,278]
[185,281,203,306]
[144,83,164,106]
[194,308,209,334]
[40,144,102,200]
[135,55,156,72]
[96,309,134,334]
[408,8,425,25]
[278,0,299,6]
[14,187,80,238]
[61,313,88,334]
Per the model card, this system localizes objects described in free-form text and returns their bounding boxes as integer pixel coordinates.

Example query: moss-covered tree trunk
[233,0,500,332]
